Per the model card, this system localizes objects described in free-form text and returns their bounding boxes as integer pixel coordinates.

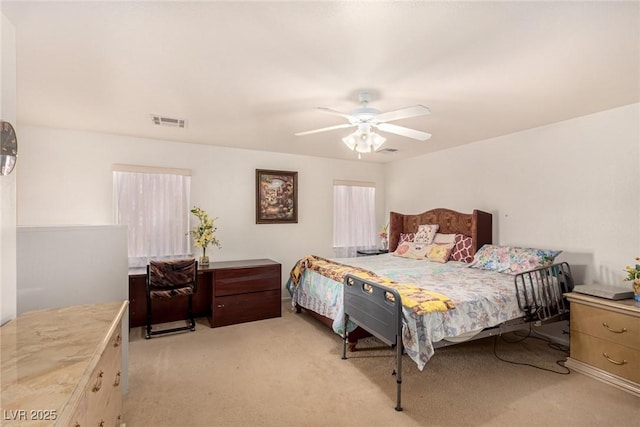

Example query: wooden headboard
[388,208,492,254]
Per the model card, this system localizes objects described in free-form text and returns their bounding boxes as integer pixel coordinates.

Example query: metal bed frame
[341,262,574,411]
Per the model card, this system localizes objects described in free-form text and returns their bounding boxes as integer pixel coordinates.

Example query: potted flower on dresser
[190,206,221,265]
[624,256,640,303]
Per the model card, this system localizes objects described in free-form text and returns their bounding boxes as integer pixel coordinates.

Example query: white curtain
[114,167,191,267]
[333,182,377,258]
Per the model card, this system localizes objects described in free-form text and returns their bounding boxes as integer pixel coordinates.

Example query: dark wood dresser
[128,258,281,329]
[209,258,282,327]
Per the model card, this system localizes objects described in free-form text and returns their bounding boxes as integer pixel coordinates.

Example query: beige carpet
[124,301,639,427]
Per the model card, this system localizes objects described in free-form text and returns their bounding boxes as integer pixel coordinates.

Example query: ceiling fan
[295,92,432,156]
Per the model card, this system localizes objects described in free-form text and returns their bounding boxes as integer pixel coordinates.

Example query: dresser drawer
[571,303,640,350]
[86,319,123,427]
[212,290,281,327]
[214,265,280,296]
[571,330,640,383]
[67,391,87,427]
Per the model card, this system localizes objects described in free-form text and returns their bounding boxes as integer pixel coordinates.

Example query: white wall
[0,12,17,325]
[14,105,639,293]
[16,126,386,287]
[386,103,640,285]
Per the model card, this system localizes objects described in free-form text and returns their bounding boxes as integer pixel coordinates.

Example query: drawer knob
[602,322,627,334]
[113,371,121,387]
[92,370,104,392]
[602,352,627,366]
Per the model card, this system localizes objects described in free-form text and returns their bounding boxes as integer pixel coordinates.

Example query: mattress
[288,253,525,370]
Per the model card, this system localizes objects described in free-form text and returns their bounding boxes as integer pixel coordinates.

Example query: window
[113,165,191,267]
[333,180,376,258]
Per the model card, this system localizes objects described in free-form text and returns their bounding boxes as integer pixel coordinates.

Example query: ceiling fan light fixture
[371,132,386,151]
[342,134,357,150]
[343,127,386,155]
[355,138,371,153]
[296,92,431,158]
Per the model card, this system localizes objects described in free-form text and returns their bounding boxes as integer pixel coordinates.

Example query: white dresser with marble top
[1,301,128,426]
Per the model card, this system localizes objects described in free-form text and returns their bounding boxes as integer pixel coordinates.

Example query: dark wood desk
[128,265,213,328]
[128,259,281,329]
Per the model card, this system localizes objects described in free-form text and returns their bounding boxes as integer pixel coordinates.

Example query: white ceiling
[2,1,639,163]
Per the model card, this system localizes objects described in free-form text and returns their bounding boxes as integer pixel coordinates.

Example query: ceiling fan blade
[294,123,356,136]
[372,105,431,123]
[317,107,357,121]
[375,123,432,141]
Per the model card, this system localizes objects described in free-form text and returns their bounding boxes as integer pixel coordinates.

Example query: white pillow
[414,224,439,245]
[433,233,456,244]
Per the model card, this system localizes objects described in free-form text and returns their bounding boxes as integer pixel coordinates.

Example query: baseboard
[565,357,640,397]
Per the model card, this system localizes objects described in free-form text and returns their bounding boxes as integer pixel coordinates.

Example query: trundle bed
[287,208,574,410]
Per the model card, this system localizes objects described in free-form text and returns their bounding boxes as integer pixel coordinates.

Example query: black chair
[145,259,198,339]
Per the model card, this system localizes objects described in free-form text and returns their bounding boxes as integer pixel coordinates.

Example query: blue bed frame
[342,274,404,411]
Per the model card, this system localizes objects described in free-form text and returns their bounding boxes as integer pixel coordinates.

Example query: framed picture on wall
[255,169,298,224]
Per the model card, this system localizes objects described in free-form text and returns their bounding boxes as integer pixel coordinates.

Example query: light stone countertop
[1,301,128,426]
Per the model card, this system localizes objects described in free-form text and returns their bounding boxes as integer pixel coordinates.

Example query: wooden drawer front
[67,391,87,427]
[571,303,640,350]
[571,331,640,383]
[214,265,281,296]
[213,290,281,327]
[86,321,123,427]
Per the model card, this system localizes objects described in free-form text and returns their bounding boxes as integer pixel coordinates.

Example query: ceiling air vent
[150,114,187,128]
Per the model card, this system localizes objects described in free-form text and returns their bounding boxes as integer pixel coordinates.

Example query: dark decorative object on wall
[256,169,298,224]
[0,120,18,176]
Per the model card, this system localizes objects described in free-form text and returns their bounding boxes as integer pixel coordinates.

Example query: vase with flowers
[379,224,389,250]
[190,207,221,265]
[624,256,640,302]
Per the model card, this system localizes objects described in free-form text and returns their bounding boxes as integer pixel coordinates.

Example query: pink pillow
[450,234,474,263]
[392,242,429,260]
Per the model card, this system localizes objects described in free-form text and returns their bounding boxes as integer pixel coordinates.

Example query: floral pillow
[469,244,562,275]
[414,224,439,245]
[450,234,474,263]
[399,232,416,244]
[426,243,455,263]
[393,242,429,260]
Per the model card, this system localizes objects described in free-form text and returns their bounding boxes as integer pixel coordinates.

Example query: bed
[288,208,492,348]
[287,208,573,408]
[289,209,493,346]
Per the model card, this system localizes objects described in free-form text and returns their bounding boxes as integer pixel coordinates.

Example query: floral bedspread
[289,254,455,314]
[287,254,524,371]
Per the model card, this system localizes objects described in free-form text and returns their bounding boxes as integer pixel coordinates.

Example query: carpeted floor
[123,301,639,427]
